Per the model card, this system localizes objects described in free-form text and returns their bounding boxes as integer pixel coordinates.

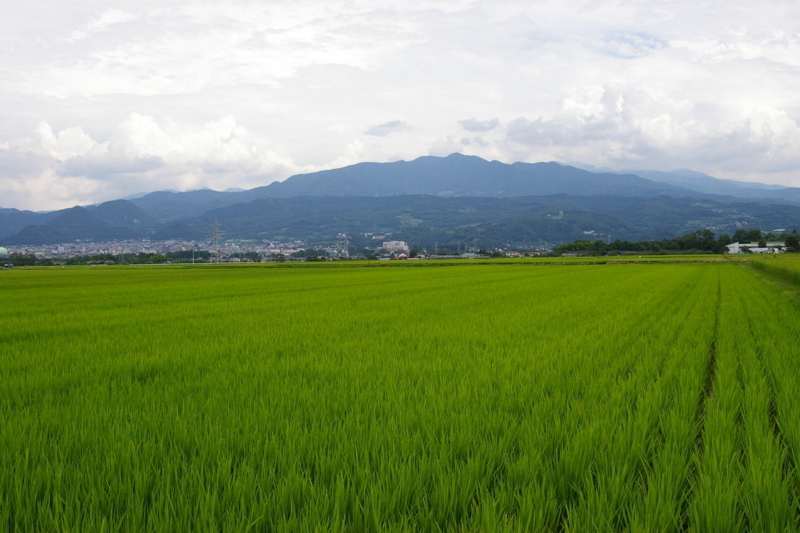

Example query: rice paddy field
[752,254,800,286]
[2,258,800,531]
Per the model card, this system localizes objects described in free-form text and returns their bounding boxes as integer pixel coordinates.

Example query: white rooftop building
[382,240,409,253]
[726,242,786,254]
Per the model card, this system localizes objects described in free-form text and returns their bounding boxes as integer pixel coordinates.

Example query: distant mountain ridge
[571,163,800,203]
[121,154,703,224]
[633,169,787,191]
[3,154,800,247]
[635,169,800,203]
[243,153,697,199]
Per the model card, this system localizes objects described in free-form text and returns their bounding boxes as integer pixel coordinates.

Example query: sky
[1,0,799,210]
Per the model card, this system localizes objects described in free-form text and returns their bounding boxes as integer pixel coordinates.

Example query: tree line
[553,229,800,255]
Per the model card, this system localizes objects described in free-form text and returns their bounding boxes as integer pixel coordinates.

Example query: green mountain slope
[150,195,800,248]
[87,200,157,228]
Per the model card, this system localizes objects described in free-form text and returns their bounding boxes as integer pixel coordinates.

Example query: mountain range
[2,153,799,248]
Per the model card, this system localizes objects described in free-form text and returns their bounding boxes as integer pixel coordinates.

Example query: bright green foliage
[0,263,798,531]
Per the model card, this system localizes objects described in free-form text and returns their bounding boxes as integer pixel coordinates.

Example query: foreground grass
[0,263,797,531]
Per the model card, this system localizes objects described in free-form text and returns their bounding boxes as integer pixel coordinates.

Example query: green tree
[9,253,37,266]
[733,228,762,243]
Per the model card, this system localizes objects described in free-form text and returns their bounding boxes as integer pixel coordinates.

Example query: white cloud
[598,31,667,59]
[504,84,800,180]
[68,9,139,42]
[2,0,800,209]
[0,115,300,209]
[428,135,464,157]
[364,120,410,137]
[459,118,500,132]
[34,123,97,161]
[672,29,800,66]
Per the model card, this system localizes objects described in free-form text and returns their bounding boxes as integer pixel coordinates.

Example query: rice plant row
[0,263,798,531]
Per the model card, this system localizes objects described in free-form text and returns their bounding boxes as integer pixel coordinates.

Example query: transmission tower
[341,232,349,258]
[210,218,225,263]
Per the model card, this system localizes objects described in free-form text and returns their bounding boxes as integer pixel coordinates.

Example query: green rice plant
[580,269,718,533]
[724,282,794,531]
[751,254,800,285]
[726,263,800,530]
[684,269,744,533]
[0,262,795,531]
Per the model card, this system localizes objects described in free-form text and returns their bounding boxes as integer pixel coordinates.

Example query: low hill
[87,200,157,228]
[2,224,67,246]
[2,206,146,245]
[0,208,57,239]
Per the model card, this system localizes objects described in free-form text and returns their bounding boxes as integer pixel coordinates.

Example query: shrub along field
[1,261,799,531]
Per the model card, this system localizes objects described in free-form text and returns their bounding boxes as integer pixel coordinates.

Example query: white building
[726,242,786,254]
[382,240,409,253]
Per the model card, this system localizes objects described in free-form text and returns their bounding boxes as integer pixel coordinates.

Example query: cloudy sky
[2,0,799,210]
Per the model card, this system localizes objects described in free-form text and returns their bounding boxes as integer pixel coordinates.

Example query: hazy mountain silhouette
[247,153,696,199]
[4,155,800,246]
[571,164,800,203]
[126,154,701,222]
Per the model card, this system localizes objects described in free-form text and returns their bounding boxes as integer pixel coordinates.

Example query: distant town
[0,235,545,266]
[1,226,796,267]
